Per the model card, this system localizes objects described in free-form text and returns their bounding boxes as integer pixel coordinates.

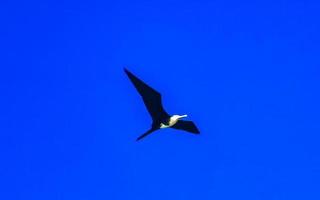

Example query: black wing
[136,127,158,141]
[171,120,200,134]
[124,68,169,121]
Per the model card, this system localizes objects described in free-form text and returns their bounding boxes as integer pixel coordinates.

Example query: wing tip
[124,67,135,79]
[124,67,129,73]
[194,126,200,134]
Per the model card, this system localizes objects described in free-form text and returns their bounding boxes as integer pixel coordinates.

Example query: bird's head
[172,114,188,120]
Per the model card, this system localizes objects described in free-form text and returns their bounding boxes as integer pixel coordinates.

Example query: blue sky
[1,0,320,199]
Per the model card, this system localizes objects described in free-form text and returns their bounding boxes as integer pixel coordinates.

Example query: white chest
[160,117,179,128]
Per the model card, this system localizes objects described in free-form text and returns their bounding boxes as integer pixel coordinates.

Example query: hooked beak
[179,114,188,119]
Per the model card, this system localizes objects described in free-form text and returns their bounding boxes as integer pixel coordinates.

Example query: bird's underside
[124,68,200,141]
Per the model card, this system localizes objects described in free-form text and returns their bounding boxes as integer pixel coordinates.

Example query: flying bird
[124,68,200,141]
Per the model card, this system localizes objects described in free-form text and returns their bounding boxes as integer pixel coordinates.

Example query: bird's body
[160,115,188,128]
[124,68,200,141]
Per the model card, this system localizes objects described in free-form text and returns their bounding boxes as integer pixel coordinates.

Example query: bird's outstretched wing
[171,120,200,134]
[136,128,158,141]
[124,68,169,121]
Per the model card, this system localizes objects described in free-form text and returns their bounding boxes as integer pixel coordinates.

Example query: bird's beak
[179,114,188,119]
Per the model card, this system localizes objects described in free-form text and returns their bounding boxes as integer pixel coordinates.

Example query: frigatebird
[124,68,200,141]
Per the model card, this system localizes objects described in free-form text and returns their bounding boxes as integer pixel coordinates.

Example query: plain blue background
[1,0,320,199]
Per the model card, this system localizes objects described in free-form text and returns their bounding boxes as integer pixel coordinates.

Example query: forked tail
[136,128,158,141]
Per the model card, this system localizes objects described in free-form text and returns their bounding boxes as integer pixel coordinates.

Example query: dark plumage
[124,68,200,141]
